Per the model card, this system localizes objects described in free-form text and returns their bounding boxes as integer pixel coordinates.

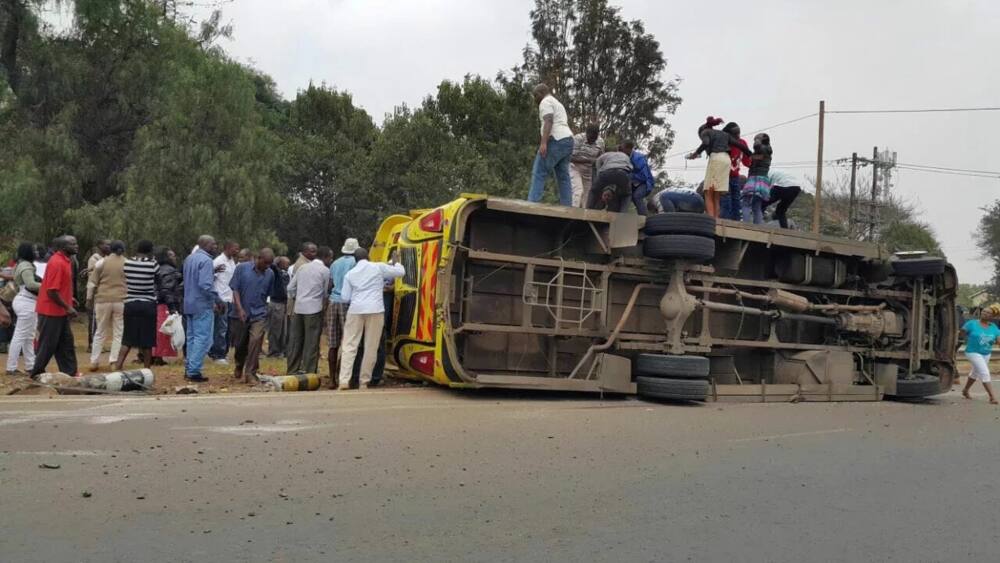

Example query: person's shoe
[5,370,27,376]
[88,363,100,372]
[185,374,209,383]
[214,358,229,365]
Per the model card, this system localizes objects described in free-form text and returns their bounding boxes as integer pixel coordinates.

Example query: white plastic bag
[159,312,185,352]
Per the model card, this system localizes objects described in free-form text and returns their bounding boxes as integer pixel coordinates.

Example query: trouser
[587,169,632,212]
[741,196,765,224]
[6,295,36,372]
[355,292,394,386]
[286,311,323,374]
[30,314,77,377]
[725,177,743,220]
[339,312,384,388]
[630,184,650,216]
[266,302,287,356]
[658,191,706,213]
[230,317,266,378]
[527,136,574,206]
[90,301,124,365]
[87,305,97,352]
[569,165,592,208]
[183,310,214,377]
[209,302,232,359]
[761,185,801,229]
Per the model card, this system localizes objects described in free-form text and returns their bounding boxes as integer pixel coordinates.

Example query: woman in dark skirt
[116,240,159,370]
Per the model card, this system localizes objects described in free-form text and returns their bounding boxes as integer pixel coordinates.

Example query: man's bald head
[256,247,274,270]
[197,235,216,254]
[532,83,551,104]
[301,242,318,261]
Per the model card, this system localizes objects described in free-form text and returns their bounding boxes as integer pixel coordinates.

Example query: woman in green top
[6,242,41,375]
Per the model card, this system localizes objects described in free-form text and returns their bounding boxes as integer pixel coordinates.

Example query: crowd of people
[0,233,405,389]
[526,85,801,228]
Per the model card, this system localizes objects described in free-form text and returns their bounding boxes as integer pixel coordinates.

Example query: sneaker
[214,358,229,365]
[185,374,209,383]
[89,363,100,372]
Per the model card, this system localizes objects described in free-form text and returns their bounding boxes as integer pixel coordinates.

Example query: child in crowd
[741,133,772,224]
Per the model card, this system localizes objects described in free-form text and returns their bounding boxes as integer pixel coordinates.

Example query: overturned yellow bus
[371,195,958,403]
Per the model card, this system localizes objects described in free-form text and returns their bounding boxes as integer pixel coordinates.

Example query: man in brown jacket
[87,240,127,371]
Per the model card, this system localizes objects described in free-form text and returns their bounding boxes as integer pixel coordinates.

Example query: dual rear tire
[634,353,711,402]
[642,214,716,263]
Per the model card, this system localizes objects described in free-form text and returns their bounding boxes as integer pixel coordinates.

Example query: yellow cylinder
[271,374,321,391]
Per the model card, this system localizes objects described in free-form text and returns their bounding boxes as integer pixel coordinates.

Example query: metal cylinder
[767,288,810,313]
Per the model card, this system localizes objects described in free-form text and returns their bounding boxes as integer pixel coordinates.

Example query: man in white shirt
[209,240,239,363]
[286,246,334,374]
[526,83,575,206]
[336,248,405,390]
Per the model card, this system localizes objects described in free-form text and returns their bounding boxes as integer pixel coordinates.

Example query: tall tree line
[0,0,681,256]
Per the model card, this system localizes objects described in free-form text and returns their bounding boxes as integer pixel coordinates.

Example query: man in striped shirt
[115,240,159,370]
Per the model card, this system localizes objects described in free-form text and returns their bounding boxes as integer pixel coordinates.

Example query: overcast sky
[177,1,997,283]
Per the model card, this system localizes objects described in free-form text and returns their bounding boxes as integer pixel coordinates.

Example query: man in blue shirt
[622,140,653,216]
[229,248,275,382]
[326,238,358,386]
[182,235,221,382]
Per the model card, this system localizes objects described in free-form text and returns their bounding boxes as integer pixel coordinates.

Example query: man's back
[289,260,329,315]
[93,254,127,303]
[343,260,404,315]
[183,249,215,314]
[329,255,356,303]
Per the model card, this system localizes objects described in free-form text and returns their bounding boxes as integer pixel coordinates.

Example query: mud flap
[595,353,635,393]
[609,213,640,249]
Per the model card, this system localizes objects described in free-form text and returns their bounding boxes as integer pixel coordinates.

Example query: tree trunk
[1,0,26,95]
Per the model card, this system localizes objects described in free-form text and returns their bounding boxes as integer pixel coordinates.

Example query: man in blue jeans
[183,235,222,382]
[526,84,574,206]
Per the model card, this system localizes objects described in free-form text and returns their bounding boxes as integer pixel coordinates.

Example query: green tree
[788,173,944,255]
[276,83,379,249]
[520,0,681,161]
[975,199,1000,293]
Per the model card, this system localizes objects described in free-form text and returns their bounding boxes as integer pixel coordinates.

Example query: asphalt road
[1,387,998,562]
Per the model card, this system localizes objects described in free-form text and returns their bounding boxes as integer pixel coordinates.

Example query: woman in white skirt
[961,304,1000,404]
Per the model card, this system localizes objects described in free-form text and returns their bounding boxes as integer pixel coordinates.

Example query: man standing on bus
[336,248,404,390]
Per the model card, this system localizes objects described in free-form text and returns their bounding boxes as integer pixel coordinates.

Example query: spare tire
[886,373,944,399]
[892,257,946,277]
[644,214,716,237]
[644,235,715,262]
[636,376,710,402]
[635,354,710,378]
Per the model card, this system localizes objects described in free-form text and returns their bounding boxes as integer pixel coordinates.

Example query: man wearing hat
[326,237,360,386]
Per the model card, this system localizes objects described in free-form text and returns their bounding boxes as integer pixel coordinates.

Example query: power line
[895,166,1000,180]
[662,112,818,161]
[894,162,1000,176]
[828,106,1000,114]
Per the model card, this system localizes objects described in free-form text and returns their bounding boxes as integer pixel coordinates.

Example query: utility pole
[813,100,825,234]
[848,152,858,237]
[868,146,878,240]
